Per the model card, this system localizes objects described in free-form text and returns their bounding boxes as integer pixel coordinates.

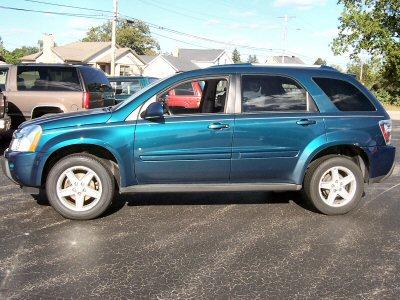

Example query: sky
[0,0,351,67]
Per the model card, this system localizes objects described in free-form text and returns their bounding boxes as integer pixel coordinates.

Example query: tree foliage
[246,54,259,63]
[332,0,400,104]
[314,57,327,65]
[0,38,38,64]
[83,20,159,55]
[232,48,241,63]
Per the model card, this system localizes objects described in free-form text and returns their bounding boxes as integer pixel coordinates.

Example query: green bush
[373,90,400,106]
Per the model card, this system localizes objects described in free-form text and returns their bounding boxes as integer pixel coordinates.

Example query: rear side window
[79,67,112,93]
[313,77,375,111]
[174,82,194,96]
[16,66,81,91]
[0,68,7,91]
[241,75,317,112]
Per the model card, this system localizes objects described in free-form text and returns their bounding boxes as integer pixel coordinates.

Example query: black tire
[303,155,364,215]
[46,154,115,220]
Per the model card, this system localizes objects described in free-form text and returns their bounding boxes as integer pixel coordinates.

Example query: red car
[166,81,203,109]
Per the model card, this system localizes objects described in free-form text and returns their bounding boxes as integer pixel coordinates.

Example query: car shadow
[0,131,12,153]
[104,190,317,217]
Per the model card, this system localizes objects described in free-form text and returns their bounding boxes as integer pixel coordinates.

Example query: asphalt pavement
[0,122,399,299]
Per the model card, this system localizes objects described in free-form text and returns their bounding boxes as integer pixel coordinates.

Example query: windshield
[112,76,172,111]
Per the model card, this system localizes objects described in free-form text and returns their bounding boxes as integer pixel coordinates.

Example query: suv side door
[133,76,234,184]
[231,74,326,184]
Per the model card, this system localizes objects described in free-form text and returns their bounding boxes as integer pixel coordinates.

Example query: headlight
[10,125,42,152]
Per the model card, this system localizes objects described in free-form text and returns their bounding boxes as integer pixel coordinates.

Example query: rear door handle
[208,122,230,130]
[296,119,316,126]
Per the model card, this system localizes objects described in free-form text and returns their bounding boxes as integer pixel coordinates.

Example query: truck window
[16,66,81,91]
[79,67,112,93]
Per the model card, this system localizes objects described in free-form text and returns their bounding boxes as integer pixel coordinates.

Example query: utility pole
[111,0,118,76]
[278,14,295,63]
[360,60,363,84]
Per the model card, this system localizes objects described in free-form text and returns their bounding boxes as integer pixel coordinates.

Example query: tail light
[0,94,5,118]
[83,92,91,109]
[379,119,392,145]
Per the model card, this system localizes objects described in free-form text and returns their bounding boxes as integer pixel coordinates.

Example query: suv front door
[231,74,326,184]
[134,77,234,184]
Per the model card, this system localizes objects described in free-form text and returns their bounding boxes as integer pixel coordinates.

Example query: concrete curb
[388,111,400,121]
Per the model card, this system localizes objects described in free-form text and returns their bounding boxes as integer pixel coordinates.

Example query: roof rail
[207,63,340,71]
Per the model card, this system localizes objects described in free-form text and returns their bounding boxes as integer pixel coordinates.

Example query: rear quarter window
[79,67,113,93]
[313,77,375,111]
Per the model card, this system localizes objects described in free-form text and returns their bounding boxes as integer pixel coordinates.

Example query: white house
[265,55,304,64]
[142,55,199,78]
[21,34,146,76]
[142,48,233,78]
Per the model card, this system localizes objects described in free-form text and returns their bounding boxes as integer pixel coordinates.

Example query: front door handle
[296,119,317,126]
[208,122,230,130]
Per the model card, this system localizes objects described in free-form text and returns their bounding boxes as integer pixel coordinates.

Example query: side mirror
[144,102,164,120]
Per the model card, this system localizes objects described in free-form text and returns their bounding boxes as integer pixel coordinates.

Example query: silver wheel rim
[56,166,103,212]
[318,166,357,207]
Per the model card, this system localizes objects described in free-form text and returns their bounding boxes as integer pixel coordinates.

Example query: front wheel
[303,156,364,215]
[46,154,115,220]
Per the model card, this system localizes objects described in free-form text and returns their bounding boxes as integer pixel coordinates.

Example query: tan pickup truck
[3,64,115,127]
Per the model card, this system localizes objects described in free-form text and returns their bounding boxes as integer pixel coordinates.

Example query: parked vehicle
[1,64,395,220]
[0,66,11,132]
[108,76,158,103]
[162,80,204,112]
[4,64,114,127]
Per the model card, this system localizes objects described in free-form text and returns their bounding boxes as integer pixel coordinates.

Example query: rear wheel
[46,154,114,220]
[303,155,364,215]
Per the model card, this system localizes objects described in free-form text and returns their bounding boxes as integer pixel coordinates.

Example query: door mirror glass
[144,102,164,120]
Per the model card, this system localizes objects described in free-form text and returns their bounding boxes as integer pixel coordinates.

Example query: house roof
[96,48,144,64]
[139,55,157,64]
[266,55,304,64]
[161,55,199,72]
[21,41,128,63]
[178,49,225,62]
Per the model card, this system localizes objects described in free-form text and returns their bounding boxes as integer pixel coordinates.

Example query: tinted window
[313,77,375,111]
[79,67,112,93]
[174,82,194,96]
[242,75,315,112]
[17,66,81,91]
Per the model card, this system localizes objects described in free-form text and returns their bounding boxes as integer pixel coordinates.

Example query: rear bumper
[363,145,396,183]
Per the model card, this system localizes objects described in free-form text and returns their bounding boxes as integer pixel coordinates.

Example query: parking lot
[0,122,398,299]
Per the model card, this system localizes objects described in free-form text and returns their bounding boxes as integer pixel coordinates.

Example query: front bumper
[1,149,43,188]
[0,115,11,132]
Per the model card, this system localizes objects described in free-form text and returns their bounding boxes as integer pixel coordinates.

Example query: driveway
[0,122,399,299]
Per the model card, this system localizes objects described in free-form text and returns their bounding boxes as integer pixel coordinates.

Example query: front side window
[156,78,228,115]
[241,75,316,113]
[313,77,375,111]
[16,66,81,91]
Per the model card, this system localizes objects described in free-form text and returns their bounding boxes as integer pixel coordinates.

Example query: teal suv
[1,64,395,219]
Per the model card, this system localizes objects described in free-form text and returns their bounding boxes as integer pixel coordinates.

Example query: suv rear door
[231,74,326,184]
[78,66,115,108]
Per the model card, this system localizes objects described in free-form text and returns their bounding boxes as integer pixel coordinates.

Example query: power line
[22,0,113,15]
[0,5,108,19]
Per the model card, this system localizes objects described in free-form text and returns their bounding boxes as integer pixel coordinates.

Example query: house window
[120,65,131,76]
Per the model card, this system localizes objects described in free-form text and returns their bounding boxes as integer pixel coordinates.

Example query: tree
[314,57,327,65]
[2,46,38,65]
[83,20,159,55]
[331,0,400,104]
[346,56,381,89]
[246,54,258,63]
[232,48,241,63]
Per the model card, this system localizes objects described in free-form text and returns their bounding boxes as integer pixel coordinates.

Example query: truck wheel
[303,155,364,215]
[46,154,114,220]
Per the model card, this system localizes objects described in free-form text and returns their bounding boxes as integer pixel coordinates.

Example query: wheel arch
[301,143,370,183]
[31,105,65,119]
[40,143,123,190]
